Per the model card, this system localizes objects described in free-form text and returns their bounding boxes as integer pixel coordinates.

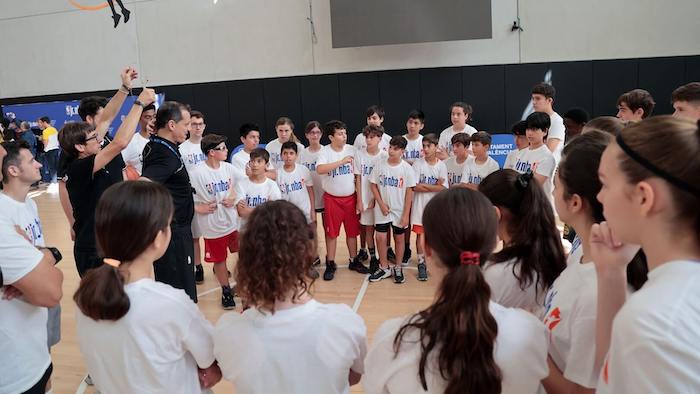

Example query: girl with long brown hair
[214,200,367,394]
[364,188,548,394]
[73,181,220,392]
[594,116,700,392]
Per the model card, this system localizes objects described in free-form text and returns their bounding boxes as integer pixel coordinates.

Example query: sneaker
[309,266,320,279]
[348,256,370,274]
[369,267,392,282]
[393,266,406,284]
[323,260,337,281]
[387,247,396,263]
[369,257,380,274]
[85,375,94,385]
[417,262,428,281]
[221,291,236,310]
[402,248,412,266]
[313,256,321,266]
[195,264,204,284]
[357,248,369,263]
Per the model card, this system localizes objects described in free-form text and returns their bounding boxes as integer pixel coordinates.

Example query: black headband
[616,133,700,196]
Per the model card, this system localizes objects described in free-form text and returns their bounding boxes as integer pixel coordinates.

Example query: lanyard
[150,137,185,172]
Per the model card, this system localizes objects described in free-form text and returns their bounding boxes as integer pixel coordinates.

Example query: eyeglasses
[84,135,98,143]
[307,131,322,135]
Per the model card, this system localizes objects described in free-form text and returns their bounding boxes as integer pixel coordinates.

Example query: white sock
[418,254,425,262]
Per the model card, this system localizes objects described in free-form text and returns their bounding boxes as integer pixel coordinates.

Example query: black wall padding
[2,55,698,148]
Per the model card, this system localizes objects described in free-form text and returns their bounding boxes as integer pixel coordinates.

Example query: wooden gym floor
[31,188,437,394]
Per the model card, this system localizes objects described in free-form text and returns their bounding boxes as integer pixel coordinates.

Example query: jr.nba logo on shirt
[329,163,353,178]
[378,175,405,188]
[280,179,305,195]
[361,163,375,177]
[303,162,316,172]
[515,159,539,173]
[467,174,483,185]
[419,174,438,185]
[403,149,420,161]
[24,218,44,246]
[184,152,206,166]
[447,171,462,185]
[542,289,561,331]
[204,178,233,196]
[246,194,268,207]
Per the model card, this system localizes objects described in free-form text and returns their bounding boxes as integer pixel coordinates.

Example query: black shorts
[21,363,52,394]
[154,225,197,303]
[375,222,406,235]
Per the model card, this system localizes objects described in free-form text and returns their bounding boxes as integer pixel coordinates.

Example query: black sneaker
[357,248,369,263]
[313,256,321,266]
[221,291,236,310]
[387,247,396,263]
[402,248,412,266]
[393,266,406,284]
[348,257,370,274]
[369,257,380,274]
[417,262,428,281]
[323,260,337,281]
[195,264,204,284]
[368,267,392,282]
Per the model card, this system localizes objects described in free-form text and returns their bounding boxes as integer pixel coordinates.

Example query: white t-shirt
[410,158,447,226]
[503,148,523,170]
[235,177,281,228]
[567,235,583,267]
[444,156,469,187]
[265,139,305,169]
[483,258,546,313]
[597,260,700,393]
[190,162,244,239]
[214,299,367,394]
[541,261,623,388]
[548,112,566,164]
[437,124,477,157]
[178,139,207,174]
[512,145,556,198]
[353,133,391,152]
[316,144,356,197]
[402,134,423,164]
[277,164,314,223]
[299,146,325,210]
[121,132,150,174]
[76,278,215,394]
[354,149,388,211]
[370,160,416,227]
[364,302,548,394]
[460,156,500,186]
[0,203,50,394]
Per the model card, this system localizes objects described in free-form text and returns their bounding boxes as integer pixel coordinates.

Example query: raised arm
[95,67,139,140]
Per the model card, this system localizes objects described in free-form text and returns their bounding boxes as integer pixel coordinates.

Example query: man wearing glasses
[141,102,198,302]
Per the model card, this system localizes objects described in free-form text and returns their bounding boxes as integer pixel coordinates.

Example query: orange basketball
[125,165,141,180]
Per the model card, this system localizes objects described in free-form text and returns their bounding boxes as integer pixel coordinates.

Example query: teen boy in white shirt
[437,102,477,160]
[369,136,416,284]
[235,148,281,229]
[513,112,556,198]
[402,110,425,164]
[190,134,243,310]
[459,131,500,189]
[531,83,565,164]
[353,105,392,153]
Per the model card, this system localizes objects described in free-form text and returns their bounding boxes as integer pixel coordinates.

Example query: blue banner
[2,94,165,138]
[488,133,516,168]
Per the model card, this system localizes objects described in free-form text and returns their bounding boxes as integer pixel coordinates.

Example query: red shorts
[412,224,424,234]
[204,231,239,263]
[322,193,360,238]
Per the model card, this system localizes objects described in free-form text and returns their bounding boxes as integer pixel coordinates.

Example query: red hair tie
[460,251,480,266]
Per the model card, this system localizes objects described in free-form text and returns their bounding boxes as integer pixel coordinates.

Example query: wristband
[39,247,63,264]
[134,100,146,108]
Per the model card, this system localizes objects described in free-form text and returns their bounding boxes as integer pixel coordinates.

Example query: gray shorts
[47,304,61,348]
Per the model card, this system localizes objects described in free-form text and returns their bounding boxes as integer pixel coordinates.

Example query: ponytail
[74,262,130,320]
[394,189,502,393]
[479,170,566,292]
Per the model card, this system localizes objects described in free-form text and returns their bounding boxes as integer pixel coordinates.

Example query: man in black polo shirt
[141,101,197,302]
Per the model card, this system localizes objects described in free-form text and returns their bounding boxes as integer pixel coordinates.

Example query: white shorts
[191,219,202,239]
[360,208,375,226]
